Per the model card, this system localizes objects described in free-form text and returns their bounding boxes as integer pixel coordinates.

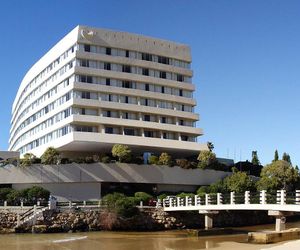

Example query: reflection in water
[1,221,300,250]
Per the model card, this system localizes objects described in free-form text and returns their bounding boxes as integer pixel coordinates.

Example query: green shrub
[20,153,38,167]
[112,144,132,163]
[41,147,60,165]
[148,155,159,165]
[197,186,210,195]
[157,193,168,200]
[101,156,111,163]
[115,197,139,218]
[197,150,217,169]
[85,156,94,164]
[176,192,195,199]
[6,190,23,203]
[158,153,172,166]
[0,188,13,201]
[27,186,50,201]
[175,159,193,169]
[102,192,126,207]
[134,192,153,204]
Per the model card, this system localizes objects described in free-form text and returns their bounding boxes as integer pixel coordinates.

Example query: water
[1,221,300,250]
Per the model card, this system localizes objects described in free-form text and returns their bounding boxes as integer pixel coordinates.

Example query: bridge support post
[199,210,219,230]
[230,192,235,204]
[268,210,294,232]
[245,191,250,204]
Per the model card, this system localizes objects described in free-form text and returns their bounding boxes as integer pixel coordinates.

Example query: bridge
[160,190,300,232]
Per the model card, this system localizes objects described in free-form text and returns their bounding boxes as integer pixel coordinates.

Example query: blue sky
[0,0,299,165]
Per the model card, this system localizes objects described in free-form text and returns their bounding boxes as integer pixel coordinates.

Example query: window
[122,65,131,73]
[144,115,150,122]
[82,92,90,99]
[82,108,86,115]
[142,53,152,61]
[125,96,129,103]
[107,111,111,117]
[142,68,149,76]
[160,71,166,79]
[122,81,131,88]
[161,86,165,93]
[84,44,90,52]
[104,63,111,70]
[125,112,129,119]
[179,89,183,96]
[81,60,89,67]
[126,50,129,58]
[181,135,188,141]
[177,74,184,82]
[144,131,153,137]
[106,78,110,86]
[182,105,185,111]
[87,76,92,83]
[158,56,169,64]
[161,117,166,123]
[145,99,148,106]
[105,127,113,134]
[106,47,111,55]
[145,84,149,91]
[124,128,134,136]
[180,119,184,126]
[108,94,112,102]
[163,132,167,139]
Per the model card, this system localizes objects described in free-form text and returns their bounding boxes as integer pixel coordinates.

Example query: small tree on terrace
[282,152,292,164]
[158,152,172,166]
[41,147,60,165]
[197,150,216,169]
[20,153,37,167]
[112,144,131,163]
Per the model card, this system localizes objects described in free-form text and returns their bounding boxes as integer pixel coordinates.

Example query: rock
[32,225,47,233]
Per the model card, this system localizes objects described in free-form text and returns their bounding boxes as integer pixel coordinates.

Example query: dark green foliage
[157,193,168,200]
[27,186,50,201]
[176,192,195,198]
[251,151,260,165]
[84,156,94,164]
[207,141,214,152]
[102,192,138,218]
[132,156,144,165]
[0,188,13,201]
[282,152,292,164]
[101,156,111,163]
[134,192,153,204]
[148,155,159,165]
[41,147,60,165]
[197,186,210,195]
[223,171,256,193]
[273,150,279,162]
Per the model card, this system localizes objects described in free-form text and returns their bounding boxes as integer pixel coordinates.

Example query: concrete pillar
[260,190,267,204]
[177,197,181,207]
[280,190,286,205]
[140,201,143,208]
[245,191,250,204]
[4,201,7,207]
[185,196,189,206]
[230,192,235,204]
[217,193,222,205]
[37,201,41,206]
[194,195,199,206]
[275,217,286,232]
[83,201,86,207]
[205,214,213,229]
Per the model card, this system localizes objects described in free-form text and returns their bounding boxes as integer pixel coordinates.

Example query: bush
[148,155,159,165]
[101,156,111,163]
[41,147,60,165]
[85,156,94,164]
[20,153,38,167]
[176,192,195,199]
[158,153,172,166]
[0,188,13,201]
[134,192,153,204]
[223,171,256,193]
[157,193,168,200]
[175,159,193,169]
[27,186,50,201]
[115,197,139,218]
[102,192,126,207]
[197,150,216,169]
[7,190,23,204]
[112,144,132,163]
[197,186,210,195]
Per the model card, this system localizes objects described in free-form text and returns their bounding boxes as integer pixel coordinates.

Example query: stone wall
[11,208,279,233]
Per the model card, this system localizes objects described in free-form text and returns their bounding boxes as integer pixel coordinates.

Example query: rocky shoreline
[0,207,286,234]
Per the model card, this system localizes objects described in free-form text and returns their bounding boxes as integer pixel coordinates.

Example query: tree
[20,153,38,167]
[273,150,279,162]
[158,153,172,166]
[27,186,50,201]
[41,147,60,165]
[197,150,216,169]
[282,152,292,164]
[256,160,299,191]
[112,144,131,163]
[251,151,260,165]
[207,141,214,152]
[223,171,256,193]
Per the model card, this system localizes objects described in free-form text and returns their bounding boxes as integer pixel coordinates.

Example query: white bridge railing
[158,190,300,212]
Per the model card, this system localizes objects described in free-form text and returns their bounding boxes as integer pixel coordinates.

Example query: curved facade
[9,25,207,157]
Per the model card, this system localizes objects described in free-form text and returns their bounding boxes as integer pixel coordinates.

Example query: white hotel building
[9,25,207,157]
